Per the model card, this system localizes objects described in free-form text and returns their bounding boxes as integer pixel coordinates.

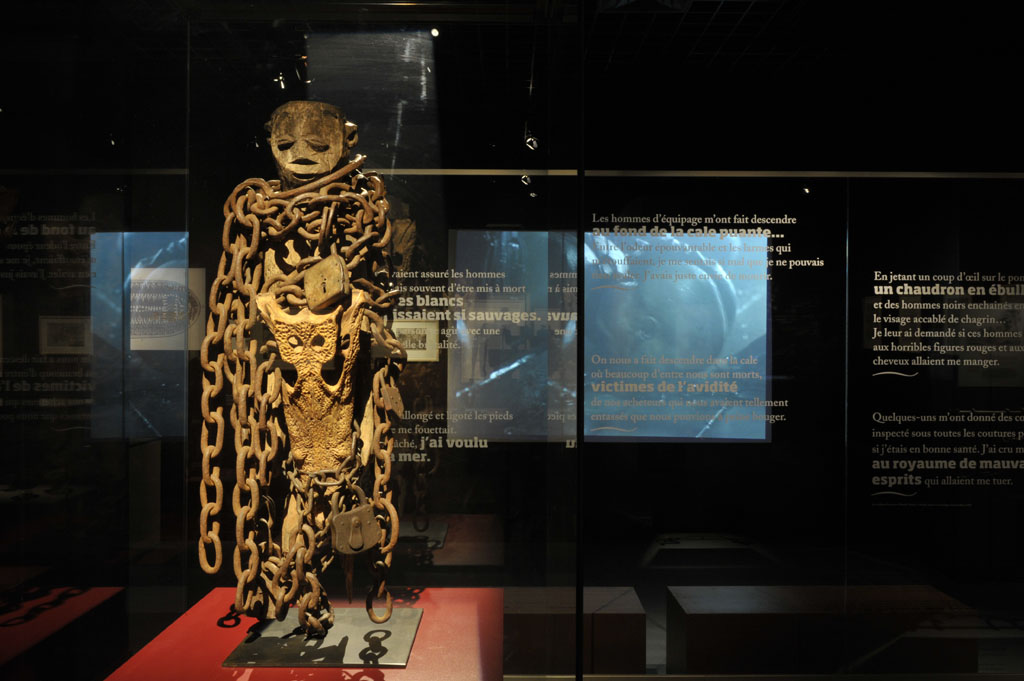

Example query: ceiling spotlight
[430,28,440,37]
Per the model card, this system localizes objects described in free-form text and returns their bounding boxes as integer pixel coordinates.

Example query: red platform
[106,587,502,681]
[0,586,122,666]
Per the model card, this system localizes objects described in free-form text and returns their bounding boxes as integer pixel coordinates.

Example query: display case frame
[4,2,1024,679]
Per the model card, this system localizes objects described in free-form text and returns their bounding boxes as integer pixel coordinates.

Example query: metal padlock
[330,485,381,555]
[381,383,404,416]
[304,253,349,312]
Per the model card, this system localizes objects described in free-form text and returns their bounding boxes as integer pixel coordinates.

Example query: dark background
[3,0,1024,678]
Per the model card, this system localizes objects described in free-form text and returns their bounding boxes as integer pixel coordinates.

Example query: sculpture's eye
[311,334,325,348]
[308,140,330,153]
[277,140,295,151]
[288,335,302,348]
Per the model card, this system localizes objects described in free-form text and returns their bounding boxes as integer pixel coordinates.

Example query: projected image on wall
[445,230,577,442]
[584,231,769,440]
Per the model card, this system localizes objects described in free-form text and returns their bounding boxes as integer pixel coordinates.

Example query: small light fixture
[430,28,440,37]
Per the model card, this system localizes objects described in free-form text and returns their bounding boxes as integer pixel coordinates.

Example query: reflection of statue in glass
[198,101,405,636]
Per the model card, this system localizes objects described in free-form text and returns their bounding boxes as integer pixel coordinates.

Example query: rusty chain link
[199,154,405,635]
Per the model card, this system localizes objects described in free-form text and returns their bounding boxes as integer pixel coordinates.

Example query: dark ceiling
[3,0,1024,172]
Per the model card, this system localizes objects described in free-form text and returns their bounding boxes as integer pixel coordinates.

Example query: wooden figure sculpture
[198,101,405,636]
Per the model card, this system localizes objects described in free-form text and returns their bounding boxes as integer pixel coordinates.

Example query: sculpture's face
[268,102,349,188]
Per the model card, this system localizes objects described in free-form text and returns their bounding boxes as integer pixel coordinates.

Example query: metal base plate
[223,606,423,668]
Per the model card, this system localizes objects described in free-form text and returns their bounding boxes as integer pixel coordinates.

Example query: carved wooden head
[266,101,359,189]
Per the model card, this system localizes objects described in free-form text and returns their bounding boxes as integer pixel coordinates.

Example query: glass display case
[4,2,1024,679]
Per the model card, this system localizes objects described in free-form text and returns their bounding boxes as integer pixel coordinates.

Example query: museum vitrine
[4,1,1024,679]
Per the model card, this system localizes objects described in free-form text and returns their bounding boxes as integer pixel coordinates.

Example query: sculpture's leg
[286,482,335,637]
[344,554,355,603]
[281,492,301,552]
